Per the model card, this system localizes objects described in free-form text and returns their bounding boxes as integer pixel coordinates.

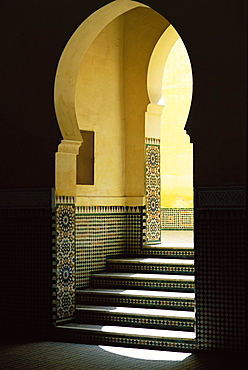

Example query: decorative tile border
[107,262,194,274]
[76,293,195,311]
[91,277,195,292]
[0,188,55,209]
[56,195,75,205]
[76,312,195,330]
[195,186,246,209]
[161,208,194,230]
[145,139,161,243]
[139,248,194,258]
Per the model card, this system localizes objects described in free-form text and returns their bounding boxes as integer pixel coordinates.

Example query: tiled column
[145,103,163,244]
[55,196,76,321]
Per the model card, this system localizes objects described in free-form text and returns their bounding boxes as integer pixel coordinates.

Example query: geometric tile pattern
[56,200,76,321]
[75,206,143,288]
[58,230,196,351]
[75,309,195,331]
[195,186,246,352]
[76,291,195,311]
[139,247,194,259]
[145,138,161,244]
[195,186,246,209]
[161,208,194,230]
[107,261,194,275]
[90,275,195,292]
[0,188,55,339]
[195,216,246,352]
[0,187,55,209]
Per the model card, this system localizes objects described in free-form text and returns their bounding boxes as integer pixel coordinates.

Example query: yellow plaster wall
[76,17,125,198]
[161,38,193,208]
[75,7,169,205]
[123,8,169,197]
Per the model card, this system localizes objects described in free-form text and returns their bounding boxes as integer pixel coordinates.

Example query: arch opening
[54,2,195,347]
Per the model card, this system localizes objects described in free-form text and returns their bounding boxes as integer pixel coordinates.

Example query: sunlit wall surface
[161,38,193,208]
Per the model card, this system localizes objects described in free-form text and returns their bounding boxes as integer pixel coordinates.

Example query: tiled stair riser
[58,242,196,351]
[76,292,195,311]
[56,327,196,352]
[75,311,195,331]
[90,277,194,292]
[136,248,194,259]
[106,263,194,275]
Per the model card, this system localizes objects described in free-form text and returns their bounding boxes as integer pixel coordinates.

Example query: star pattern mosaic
[56,202,75,320]
[145,139,161,244]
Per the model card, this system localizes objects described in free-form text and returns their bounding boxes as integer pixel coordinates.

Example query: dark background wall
[0,0,246,349]
[0,0,246,188]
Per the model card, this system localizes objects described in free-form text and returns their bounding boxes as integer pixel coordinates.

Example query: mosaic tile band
[161,208,194,230]
[56,203,76,321]
[57,329,196,351]
[145,140,161,244]
[195,186,246,209]
[76,294,195,311]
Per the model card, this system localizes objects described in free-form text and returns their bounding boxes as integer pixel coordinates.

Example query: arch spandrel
[54,0,149,141]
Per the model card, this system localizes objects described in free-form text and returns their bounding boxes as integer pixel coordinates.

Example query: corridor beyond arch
[53,2,194,342]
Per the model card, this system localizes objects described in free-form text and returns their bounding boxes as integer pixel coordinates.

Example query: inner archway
[54,1,195,355]
[160,37,193,241]
[145,26,193,244]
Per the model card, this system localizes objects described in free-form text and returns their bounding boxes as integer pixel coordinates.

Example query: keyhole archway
[54,0,193,320]
[54,0,193,226]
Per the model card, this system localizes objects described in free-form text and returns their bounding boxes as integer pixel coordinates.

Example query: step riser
[107,263,194,275]
[134,250,194,259]
[56,327,196,352]
[75,312,195,331]
[76,294,195,311]
[90,278,194,292]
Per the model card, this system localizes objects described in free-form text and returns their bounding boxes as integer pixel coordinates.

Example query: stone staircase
[57,243,196,352]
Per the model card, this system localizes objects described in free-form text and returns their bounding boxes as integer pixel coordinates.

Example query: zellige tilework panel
[0,188,54,340]
[195,186,246,352]
[75,206,143,288]
[56,197,76,321]
[145,138,161,244]
[161,208,194,230]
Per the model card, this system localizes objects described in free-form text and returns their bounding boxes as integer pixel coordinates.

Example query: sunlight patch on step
[148,243,194,248]
[99,345,192,361]
[129,273,195,280]
[100,325,196,339]
[118,289,195,298]
[106,307,195,317]
[139,258,194,264]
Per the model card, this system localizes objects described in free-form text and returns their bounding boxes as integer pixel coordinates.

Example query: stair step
[107,258,194,274]
[90,272,194,292]
[76,288,195,311]
[56,323,196,351]
[75,305,195,331]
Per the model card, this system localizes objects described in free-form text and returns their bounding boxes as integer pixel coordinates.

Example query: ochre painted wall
[75,7,169,205]
[76,16,125,198]
[161,38,193,208]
